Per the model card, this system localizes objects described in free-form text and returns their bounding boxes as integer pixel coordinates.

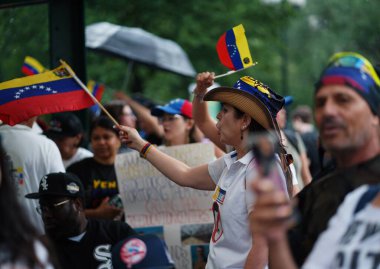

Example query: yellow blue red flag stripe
[87,80,105,116]
[216,24,253,71]
[0,64,98,126]
[21,56,46,76]
[87,80,105,101]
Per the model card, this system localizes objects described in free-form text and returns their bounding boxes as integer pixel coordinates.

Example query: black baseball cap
[25,172,84,199]
[44,113,83,138]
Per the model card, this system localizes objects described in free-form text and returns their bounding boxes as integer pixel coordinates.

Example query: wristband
[140,142,153,158]
[192,91,205,102]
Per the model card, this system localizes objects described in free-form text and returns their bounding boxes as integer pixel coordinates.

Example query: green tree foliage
[0,4,49,82]
[287,0,380,106]
[0,0,379,108]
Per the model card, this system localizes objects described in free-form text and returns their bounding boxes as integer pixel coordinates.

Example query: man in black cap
[45,113,93,168]
[26,172,136,269]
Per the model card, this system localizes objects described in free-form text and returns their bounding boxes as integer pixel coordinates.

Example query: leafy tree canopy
[0,0,379,110]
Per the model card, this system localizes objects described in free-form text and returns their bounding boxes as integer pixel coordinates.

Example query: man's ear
[372,114,379,127]
[73,198,84,212]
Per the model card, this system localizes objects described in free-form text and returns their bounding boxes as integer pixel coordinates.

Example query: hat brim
[25,192,41,199]
[151,106,180,117]
[203,87,276,130]
[25,192,81,199]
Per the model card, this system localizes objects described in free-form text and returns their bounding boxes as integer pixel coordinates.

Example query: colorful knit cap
[316,67,380,114]
[315,52,380,114]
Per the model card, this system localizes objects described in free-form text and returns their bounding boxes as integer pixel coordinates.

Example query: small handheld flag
[216,24,253,71]
[87,80,105,117]
[215,24,257,79]
[87,80,105,101]
[21,56,46,76]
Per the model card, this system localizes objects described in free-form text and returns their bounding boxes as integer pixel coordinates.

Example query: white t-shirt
[0,240,54,269]
[0,124,65,234]
[303,185,380,269]
[206,151,288,269]
[63,147,93,168]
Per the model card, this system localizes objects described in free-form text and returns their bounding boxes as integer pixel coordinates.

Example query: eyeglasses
[36,199,71,215]
[327,52,380,86]
[158,114,184,124]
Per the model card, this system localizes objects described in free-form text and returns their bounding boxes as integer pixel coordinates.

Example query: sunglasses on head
[158,114,184,123]
[327,52,380,86]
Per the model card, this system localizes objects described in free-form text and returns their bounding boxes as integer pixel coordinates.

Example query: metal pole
[121,61,134,92]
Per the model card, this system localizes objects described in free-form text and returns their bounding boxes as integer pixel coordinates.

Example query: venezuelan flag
[216,24,253,71]
[87,80,105,116]
[21,56,46,76]
[0,65,97,126]
[87,80,105,101]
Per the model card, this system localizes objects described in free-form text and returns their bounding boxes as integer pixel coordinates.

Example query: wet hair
[0,139,54,267]
[90,116,119,137]
[233,107,293,196]
[184,116,197,144]
[102,101,134,124]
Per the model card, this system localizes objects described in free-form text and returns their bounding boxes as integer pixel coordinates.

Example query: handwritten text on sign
[115,143,215,227]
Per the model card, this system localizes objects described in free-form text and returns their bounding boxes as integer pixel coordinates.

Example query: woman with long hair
[0,139,55,268]
[117,73,293,269]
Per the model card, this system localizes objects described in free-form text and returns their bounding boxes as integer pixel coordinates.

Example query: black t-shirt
[51,219,136,269]
[288,154,380,266]
[67,158,118,209]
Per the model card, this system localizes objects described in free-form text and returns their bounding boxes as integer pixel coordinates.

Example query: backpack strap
[354,184,380,214]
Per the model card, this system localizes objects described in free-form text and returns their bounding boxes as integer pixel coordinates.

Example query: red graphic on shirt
[211,201,223,243]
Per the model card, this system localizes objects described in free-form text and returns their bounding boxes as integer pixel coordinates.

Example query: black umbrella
[85,22,196,77]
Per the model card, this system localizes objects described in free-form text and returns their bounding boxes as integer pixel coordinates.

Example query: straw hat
[203,76,284,130]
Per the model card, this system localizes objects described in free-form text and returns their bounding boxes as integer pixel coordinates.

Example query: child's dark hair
[90,116,119,137]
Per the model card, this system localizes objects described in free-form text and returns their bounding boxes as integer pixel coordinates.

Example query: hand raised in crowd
[250,179,296,243]
[94,197,123,220]
[113,90,129,101]
[117,125,147,152]
[194,72,215,96]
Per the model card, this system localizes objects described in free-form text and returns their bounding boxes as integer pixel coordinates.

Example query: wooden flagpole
[59,59,120,128]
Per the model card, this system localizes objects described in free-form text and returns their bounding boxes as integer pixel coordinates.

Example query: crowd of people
[1,51,379,269]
